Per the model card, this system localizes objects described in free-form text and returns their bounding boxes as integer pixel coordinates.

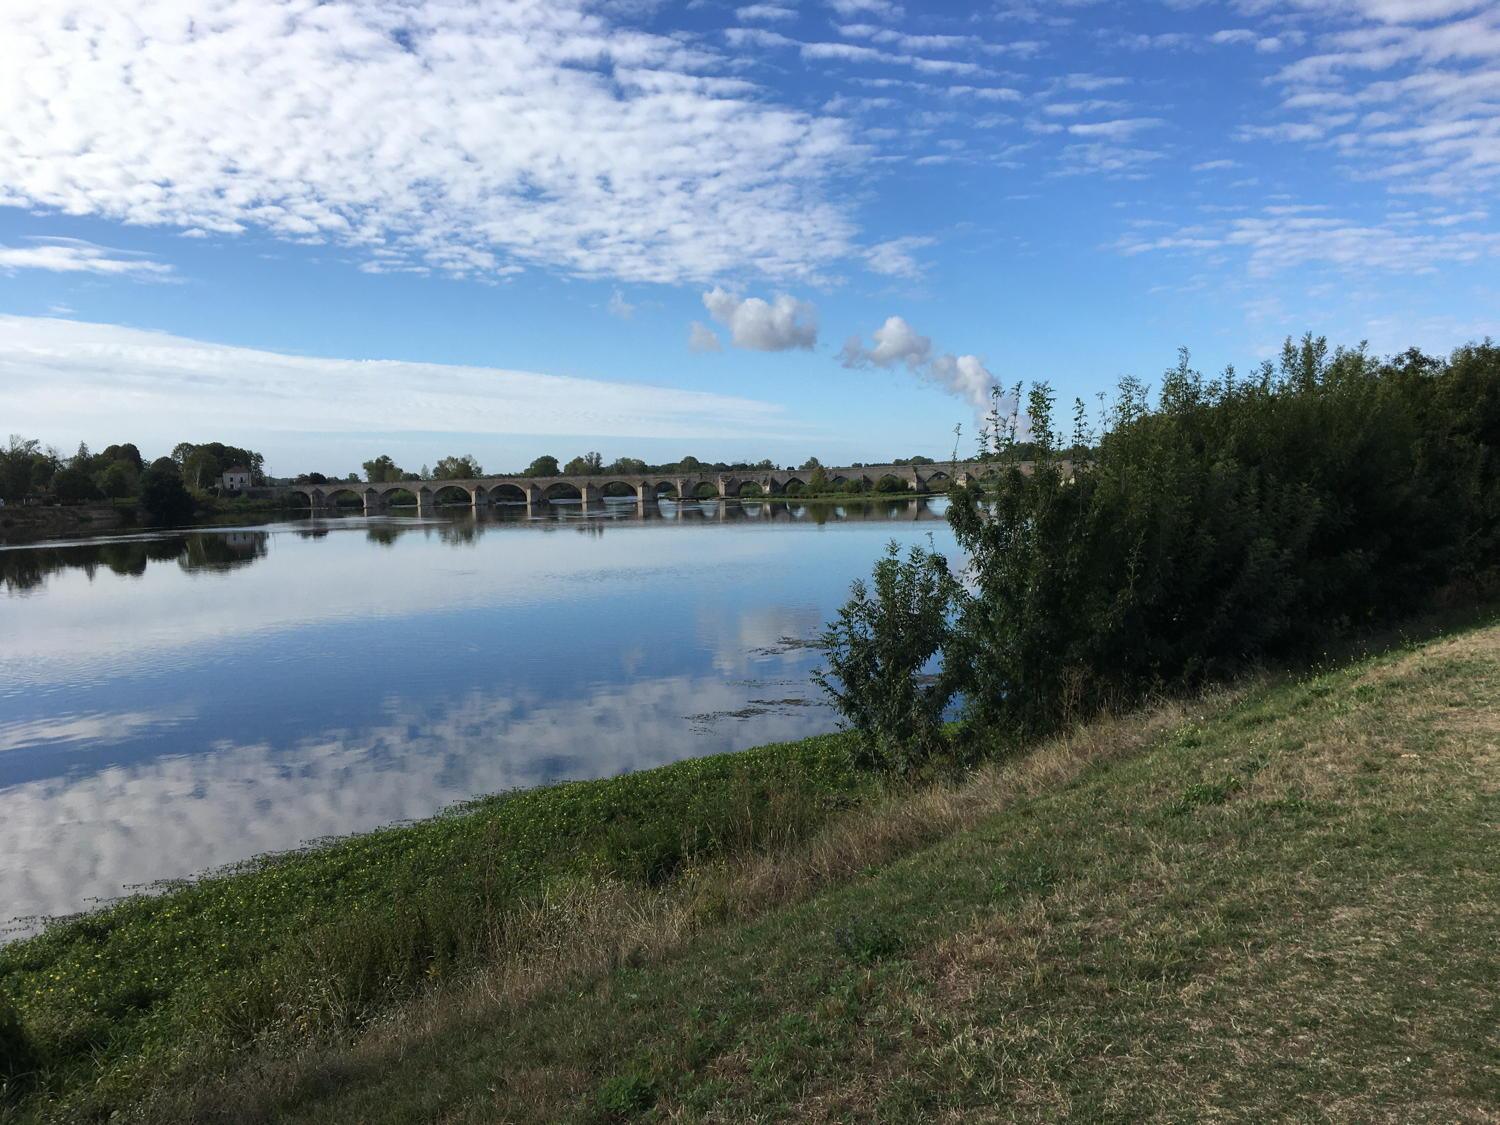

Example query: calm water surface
[0,497,955,933]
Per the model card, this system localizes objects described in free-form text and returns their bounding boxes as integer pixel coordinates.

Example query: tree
[808,466,829,494]
[800,456,823,471]
[53,461,100,504]
[172,442,266,486]
[523,455,560,477]
[182,448,219,491]
[434,455,482,479]
[608,456,648,475]
[815,543,963,773]
[0,435,39,502]
[100,443,144,471]
[563,451,604,475]
[99,460,137,499]
[677,455,703,472]
[139,457,195,525]
[362,454,403,483]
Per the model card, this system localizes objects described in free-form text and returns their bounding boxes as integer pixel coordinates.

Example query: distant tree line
[1,436,266,525]
[337,452,947,487]
[819,336,1500,772]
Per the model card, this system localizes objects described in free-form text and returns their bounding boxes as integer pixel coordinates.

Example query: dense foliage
[138,458,196,525]
[823,337,1500,760]
[815,544,962,772]
[0,437,263,507]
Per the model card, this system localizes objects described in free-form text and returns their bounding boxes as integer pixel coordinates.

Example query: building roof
[223,465,251,474]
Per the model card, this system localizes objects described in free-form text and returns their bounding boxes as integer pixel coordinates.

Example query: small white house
[220,466,253,492]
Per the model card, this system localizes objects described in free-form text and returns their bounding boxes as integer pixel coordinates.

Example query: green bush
[815,543,963,772]
[821,337,1500,752]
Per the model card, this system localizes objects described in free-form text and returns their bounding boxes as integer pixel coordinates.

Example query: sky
[1,0,1497,477]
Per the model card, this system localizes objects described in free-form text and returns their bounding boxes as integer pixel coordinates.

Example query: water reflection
[0,497,954,934]
[1,530,270,593]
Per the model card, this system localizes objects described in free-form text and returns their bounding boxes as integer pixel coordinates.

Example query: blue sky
[1,0,1496,476]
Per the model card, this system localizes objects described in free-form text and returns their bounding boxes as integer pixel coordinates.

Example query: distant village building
[220,466,253,492]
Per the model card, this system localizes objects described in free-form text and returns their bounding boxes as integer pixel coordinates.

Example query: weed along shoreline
[2,612,1498,1121]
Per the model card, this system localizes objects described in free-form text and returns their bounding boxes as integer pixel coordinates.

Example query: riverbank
[0,504,133,545]
[3,611,1496,1121]
[0,498,291,546]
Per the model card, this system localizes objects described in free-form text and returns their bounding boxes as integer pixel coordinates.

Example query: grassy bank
[0,735,872,1120]
[5,617,1498,1121]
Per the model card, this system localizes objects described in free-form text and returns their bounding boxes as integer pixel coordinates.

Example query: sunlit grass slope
[145,617,1500,1124]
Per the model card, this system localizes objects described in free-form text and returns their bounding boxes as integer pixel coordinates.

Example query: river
[0,496,956,935]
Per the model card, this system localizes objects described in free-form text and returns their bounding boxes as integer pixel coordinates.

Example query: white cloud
[1066,117,1164,139]
[837,23,976,52]
[838,315,995,411]
[727,26,989,76]
[1192,158,1240,170]
[1114,205,1500,275]
[0,315,800,455]
[688,321,723,352]
[702,287,818,350]
[0,1,861,285]
[736,3,798,21]
[864,236,934,278]
[1254,3,1500,195]
[0,238,173,278]
[1058,142,1165,175]
[607,289,636,319]
[827,0,904,18]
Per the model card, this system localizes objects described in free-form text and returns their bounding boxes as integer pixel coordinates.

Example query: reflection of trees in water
[1,532,269,592]
[1,501,947,592]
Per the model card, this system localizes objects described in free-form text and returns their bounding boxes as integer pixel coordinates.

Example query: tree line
[0,438,265,524]
[819,336,1500,772]
[335,452,943,487]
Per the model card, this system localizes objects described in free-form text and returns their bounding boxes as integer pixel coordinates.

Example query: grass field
[4,618,1497,1122]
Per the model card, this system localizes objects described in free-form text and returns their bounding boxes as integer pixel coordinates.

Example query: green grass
[5,619,1498,1122]
[0,734,870,1120]
[176,620,1497,1124]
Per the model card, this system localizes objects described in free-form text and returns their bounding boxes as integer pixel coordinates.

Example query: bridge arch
[875,473,907,494]
[781,476,806,496]
[542,481,582,502]
[381,486,418,507]
[489,483,528,504]
[325,486,363,510]
[430,483,473,507]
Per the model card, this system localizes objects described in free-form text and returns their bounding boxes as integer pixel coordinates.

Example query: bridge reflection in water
[312,493,953,526]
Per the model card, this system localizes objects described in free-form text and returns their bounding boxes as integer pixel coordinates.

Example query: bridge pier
[416,490,436,516]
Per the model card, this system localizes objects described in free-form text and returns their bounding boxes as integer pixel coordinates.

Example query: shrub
[821,337,1500,751]
[815,542,963,772]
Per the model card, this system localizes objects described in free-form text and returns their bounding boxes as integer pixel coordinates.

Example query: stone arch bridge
[281,461,1034,515]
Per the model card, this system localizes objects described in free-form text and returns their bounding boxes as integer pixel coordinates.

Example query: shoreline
[3,608,1494,1119]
